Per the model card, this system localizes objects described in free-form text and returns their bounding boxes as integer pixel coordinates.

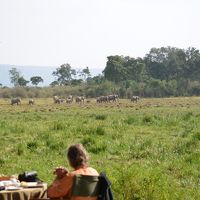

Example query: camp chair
[71,174,100,197]
[30,174,100,200]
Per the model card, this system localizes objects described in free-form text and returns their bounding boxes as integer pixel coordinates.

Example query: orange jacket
[47,167,99,200]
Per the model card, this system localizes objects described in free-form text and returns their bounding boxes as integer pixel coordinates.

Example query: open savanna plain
[0,97,200,200]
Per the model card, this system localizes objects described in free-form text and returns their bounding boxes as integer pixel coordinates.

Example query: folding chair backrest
[71,175,100,197]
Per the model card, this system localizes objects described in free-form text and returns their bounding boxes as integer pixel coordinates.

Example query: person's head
[67,143,89,169]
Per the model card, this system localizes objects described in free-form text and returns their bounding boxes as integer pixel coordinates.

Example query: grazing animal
[59,99,66,103]
[11,98,21,105]
[68,95,73,101]
[108,94,119,102]
[101,96,108,103]
[66,95,73,103]
[66,98,73,104]
[98,96,108,103]
[53,96,65,104]
[28,99,34,105]
[131,96,140,102]
[75,96,85,103]
[53,96,59,103]
[96,97,101,103]
[114,94,119,101]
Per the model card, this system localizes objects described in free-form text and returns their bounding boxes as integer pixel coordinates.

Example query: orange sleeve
[47,174,74,198]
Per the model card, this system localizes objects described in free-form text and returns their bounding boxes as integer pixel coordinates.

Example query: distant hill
[0,64,103,87]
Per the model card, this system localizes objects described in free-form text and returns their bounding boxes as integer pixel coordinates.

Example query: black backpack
[98,172,114,200]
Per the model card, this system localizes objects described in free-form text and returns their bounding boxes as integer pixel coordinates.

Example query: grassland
[0,97,200,200]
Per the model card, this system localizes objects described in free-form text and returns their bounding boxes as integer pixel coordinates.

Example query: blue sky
[0,0,200,70]
[0,64,103,86]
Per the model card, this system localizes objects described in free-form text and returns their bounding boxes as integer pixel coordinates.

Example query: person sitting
[47,143,99,200]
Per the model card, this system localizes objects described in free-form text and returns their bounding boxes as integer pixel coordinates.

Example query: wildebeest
[66,98,73,104]
[75,96,85,103]
[97,95,119,103]
[131,96,140,102]
[53,96,65,104]
[28,99,34,105]
[11,98,21,105]
[53,96,59,103]
[96,97,101,103]
[68,95,73,101]
[96,96,108,103]
[108,94,119,102]
[66,95,73,104]
[59,99,66,103]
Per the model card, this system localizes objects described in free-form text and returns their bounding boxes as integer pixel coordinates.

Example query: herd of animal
[53,95,85,104]
[9,95,140,105]
[10,98,34,105]
[96,94,119,103]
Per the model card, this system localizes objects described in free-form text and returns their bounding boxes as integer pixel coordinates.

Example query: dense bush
[1,78,200,99]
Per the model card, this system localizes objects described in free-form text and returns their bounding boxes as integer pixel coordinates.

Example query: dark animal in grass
[75,96,85,103]
[28,99,34,105]
[131,96,140,102]
[108,94,119,102]
[11,98,21,105]
[53,96,65,104]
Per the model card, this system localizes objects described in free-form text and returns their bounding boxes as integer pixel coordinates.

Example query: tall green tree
[52,64,76,85]
[50,80,59,87]
[125,57,147,82]
[91,74,104,84]
[145,47,169,80]
[145,47,186,81]
[76,67,91,83]
[82,66,91,82]
[165,47,186,80]
[9,67,21,87]
[104,56,126,83]
[30,76,44,86]
[185,47,200,80]
[18,77,29,87]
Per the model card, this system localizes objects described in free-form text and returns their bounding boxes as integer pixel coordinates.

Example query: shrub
[81,137,96,148]
[52,121,66,130]
[96,126,105,135]
[12,87,27,98]
[48,142,63,151]
[0,158,5,166]
[89,144,107,154]
[192,132,200,140]
[124,116,136,125]
[182,112,193,121]
[17,144,24,156]
[95,114,107,120]
[27,141,38,151]
[142,115,153,123]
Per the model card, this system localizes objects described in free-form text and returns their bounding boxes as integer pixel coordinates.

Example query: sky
[0,0,200,70]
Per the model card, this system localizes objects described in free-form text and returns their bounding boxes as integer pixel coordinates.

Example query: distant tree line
[103,46,200,97]
[8,68,44,87]
[1,46,200,98]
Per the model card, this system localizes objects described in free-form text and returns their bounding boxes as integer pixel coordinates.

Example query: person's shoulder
[87,167,99,175]
[71,167,99,176]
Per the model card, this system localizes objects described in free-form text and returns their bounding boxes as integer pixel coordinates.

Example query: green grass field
[0,97,200,199]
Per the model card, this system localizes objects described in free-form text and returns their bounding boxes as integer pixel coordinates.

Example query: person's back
[47,144,99,200]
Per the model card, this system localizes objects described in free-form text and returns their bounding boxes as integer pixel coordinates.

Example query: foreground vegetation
[0,97,200,199]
